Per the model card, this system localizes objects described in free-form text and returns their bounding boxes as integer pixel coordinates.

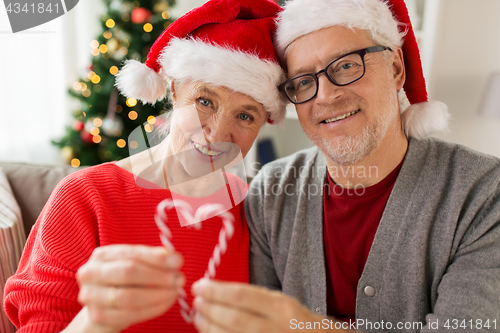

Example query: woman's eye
[198,98,211,107]
[239,113,252,121]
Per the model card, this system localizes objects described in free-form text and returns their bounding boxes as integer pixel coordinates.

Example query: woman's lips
[190,140,226,164]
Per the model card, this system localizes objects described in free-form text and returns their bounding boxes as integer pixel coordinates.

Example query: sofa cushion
[0,169,25,333]
[0,162,79,236]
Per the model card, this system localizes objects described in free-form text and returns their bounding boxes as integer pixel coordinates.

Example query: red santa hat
[116,0,287,124]
[276,0,450,139]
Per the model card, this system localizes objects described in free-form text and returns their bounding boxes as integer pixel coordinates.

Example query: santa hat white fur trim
[159,38,287,124]
[276,0,405,60]
[401,101,450,139]
[115,59,167,105]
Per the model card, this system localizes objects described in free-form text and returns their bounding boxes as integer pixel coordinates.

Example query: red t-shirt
[322,161,403,321]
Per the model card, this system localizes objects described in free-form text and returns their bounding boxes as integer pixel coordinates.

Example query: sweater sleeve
[3,171,101,333]
[245,166,282,291]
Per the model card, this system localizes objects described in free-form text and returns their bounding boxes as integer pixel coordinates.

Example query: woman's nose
[202,115,232,143]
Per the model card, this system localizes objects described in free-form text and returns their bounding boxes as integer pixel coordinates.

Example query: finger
[193,312,233,333]
[87,301,172,329]
[90,245,184,270]
[192,279,286,317]
[193,296,270,333]
[78,284,181,310]
[78,260,185,288]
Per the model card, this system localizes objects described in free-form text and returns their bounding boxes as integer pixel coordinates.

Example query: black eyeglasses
[279,46,391,104]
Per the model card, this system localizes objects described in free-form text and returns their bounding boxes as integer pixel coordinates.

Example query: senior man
[191,0,500,332]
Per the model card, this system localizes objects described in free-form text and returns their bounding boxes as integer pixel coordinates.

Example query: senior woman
[3,0,286,332]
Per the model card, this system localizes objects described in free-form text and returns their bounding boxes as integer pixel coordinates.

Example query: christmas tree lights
[53,0,176,166]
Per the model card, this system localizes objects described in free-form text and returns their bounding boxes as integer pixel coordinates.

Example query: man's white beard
[304,95,397,166]
[314,123,380,166]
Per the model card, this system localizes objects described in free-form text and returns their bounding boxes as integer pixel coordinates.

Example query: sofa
[0,162,80,236]
[0,161,80,332]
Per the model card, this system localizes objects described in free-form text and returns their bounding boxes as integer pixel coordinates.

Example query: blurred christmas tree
[53,0,176,167]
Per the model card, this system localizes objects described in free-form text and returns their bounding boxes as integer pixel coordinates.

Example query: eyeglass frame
[279,45,392,105]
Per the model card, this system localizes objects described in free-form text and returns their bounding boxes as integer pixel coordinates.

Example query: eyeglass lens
[284,52,365,104]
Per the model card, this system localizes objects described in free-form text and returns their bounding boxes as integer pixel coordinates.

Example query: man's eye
[298,79,312,86]
[339,62,354,71]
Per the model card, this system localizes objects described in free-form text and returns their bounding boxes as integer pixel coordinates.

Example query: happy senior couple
[4,0,500,332]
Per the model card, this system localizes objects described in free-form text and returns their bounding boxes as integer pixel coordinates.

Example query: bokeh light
[117,139,126,148]
[126,98,137,107]
[99,44,108,53]
[143,23,153,33]
[105,19,115,28]
[128,111,138,120]
[129,140,139,149]
[93,118,103,127]
[109,66,119,75]
[92,135,102,144]
[91,75,101,84]
[71,158,81,168]
[147,116,156,124]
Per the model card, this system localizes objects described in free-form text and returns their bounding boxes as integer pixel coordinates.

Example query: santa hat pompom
[115,59,167,104]
[401,101,450,139]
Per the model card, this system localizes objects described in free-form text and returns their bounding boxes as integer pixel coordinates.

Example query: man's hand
[191,279,349,332]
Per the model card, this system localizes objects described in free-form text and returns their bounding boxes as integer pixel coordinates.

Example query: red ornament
[73,120,84,132]
[131,7,152,24]
[80,131,94,144]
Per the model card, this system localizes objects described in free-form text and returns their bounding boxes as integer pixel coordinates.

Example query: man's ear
[392,47,406,90]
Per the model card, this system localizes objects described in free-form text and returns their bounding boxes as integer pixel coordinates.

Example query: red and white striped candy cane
[154,199,235,323]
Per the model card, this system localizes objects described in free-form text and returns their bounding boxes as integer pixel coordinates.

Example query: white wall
[431,0,500,157]
[169,0,208,18]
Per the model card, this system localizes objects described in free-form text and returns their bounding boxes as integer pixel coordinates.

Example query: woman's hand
[66,244,185,333]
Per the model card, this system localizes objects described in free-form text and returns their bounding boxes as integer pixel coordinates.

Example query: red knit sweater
[3,163,249,333]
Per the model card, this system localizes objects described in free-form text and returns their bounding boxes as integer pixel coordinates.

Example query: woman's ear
[170,81,177,105]
[392,47,406,90]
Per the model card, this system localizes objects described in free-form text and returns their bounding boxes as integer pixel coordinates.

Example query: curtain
[0,0,104,164]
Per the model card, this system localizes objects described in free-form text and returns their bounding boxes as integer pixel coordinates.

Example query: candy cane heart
[154,198,235,323]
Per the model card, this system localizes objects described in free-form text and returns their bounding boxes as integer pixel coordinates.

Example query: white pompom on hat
[276,0,450,138]
[115,0,287,124]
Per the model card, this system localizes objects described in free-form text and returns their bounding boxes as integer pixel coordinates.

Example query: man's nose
[315,74,344,105]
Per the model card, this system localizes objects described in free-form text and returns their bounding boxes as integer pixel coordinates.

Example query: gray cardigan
[245,138,500,332]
